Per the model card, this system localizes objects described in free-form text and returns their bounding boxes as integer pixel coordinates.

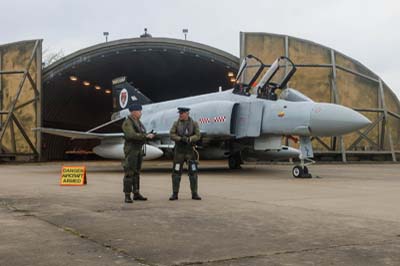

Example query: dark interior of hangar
[42,38,239,160]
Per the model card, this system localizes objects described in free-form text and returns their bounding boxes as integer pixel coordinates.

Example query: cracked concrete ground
[1,160,400,266]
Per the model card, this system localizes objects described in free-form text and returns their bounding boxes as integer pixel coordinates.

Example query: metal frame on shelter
[0,40,42,161]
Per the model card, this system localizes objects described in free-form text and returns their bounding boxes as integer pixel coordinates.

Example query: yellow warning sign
[60,166,87,186]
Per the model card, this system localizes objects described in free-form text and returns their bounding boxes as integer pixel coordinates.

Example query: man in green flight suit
[122,103,155,203]
[169,107,202,201]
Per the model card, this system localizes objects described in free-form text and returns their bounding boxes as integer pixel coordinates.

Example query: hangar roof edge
[43,37,239,75]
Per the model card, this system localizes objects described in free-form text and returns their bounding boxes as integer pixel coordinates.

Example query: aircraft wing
[34,127,123,139]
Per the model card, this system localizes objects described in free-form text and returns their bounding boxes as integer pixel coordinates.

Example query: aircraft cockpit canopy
[233,55,296,100]
[256,56,296,100]
[233,55,265,96]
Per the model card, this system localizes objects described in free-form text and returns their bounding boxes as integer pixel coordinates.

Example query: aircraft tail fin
[112,76,152,112]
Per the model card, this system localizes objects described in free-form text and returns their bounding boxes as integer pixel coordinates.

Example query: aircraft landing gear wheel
[292,165,312,178]
[228,154,242,169]
[292,166,303,178]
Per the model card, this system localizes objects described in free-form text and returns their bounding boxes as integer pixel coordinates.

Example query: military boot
[133,193,148,201]
[169,192,178,201]
[124,193,133,203]
[191,192,202,200]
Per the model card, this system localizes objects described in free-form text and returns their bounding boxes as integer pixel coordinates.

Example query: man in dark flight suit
[169,107,202,201]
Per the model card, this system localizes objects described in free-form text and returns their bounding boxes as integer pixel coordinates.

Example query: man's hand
[181,136,189,143]
[146,133,155,139]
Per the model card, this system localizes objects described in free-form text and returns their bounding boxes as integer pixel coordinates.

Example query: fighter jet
[37,55,371,178]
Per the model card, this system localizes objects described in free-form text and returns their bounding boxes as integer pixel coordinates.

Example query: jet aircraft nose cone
[310,103,371,136]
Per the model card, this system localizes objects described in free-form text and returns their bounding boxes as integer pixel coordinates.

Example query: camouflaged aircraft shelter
[0,33,399,161]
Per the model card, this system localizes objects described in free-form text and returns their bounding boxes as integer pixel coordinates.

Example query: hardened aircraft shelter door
[0,40,42,161]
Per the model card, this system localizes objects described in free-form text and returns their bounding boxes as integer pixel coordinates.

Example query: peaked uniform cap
[128,103,142,111]
[177,107,190,113]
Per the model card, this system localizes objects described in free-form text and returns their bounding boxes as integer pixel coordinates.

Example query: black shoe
[192,193,202,200]
[169,193,178,201]
[124,194,133,203]
[133,193,148,201]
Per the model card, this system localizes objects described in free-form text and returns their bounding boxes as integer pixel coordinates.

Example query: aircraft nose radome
[310,103,371,136]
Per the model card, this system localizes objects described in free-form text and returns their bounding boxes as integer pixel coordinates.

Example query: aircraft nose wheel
[292,165,312,178]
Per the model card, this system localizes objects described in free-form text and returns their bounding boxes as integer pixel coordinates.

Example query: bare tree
[42,48,65,67]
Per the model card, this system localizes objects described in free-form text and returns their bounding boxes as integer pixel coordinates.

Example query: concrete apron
[1,161,400,266]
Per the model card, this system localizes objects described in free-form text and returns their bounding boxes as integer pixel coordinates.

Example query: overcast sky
[1,0,399,99]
